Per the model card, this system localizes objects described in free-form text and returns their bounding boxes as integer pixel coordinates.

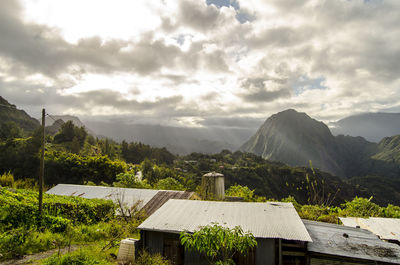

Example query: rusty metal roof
[141,190,194,216]
[138,200,312,241]
[304,220,400,264]
[46,184,193,214]
[340,217,400,242]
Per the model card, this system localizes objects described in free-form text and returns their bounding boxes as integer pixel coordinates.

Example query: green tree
[0,121,22,140]
[53,121,87,153]
[341,196,382,217]
[180,223,257,265]
[113,172,152,189]
[225,185,266,202]
[154,177,185,191]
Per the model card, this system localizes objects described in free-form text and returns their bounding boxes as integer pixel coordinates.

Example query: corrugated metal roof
[340,217,400,242]
[46,184,193,214]
[141,191,194,216]
[138,200,312,241]
[304,220,400,264]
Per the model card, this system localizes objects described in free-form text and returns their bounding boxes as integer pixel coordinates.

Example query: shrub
[0,187,116,231]
[298,205,329,221]
[0,172,14,187]
[180,223,257,265]
[341,197,382,217]
[154,177,185,191]
[42,215,71,233]
[134,250,171,265]
[42,248,113,265]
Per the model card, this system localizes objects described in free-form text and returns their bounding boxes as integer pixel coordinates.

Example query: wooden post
[38,108,45,216]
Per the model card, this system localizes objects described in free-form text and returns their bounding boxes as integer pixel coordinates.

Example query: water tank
[117,238,137,264]
[201,172,225,200]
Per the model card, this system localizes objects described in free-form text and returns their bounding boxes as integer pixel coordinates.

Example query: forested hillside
[0,96,40,133]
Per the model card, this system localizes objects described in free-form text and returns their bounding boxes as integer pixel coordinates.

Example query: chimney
[201,172,225,200]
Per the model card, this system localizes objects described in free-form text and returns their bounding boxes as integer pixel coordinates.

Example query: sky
[0,0,399,129]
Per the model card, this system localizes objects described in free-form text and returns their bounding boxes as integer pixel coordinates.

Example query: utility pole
[38,108,45,216]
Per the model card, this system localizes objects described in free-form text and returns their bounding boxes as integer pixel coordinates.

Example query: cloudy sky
[0,0,399,129]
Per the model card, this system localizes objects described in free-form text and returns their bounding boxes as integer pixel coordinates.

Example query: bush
[43,248,113,265]
[154,177,185,191]
[298,205,329,221]
[0,172,14,187]
[134,250,171,265]
[383,204,400,218]
[0,187,116,231]
[341,197,382,217]
[43,215,71,233]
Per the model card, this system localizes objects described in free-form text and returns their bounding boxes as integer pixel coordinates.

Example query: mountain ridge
[0,96,40,132]
[241,109,400,179]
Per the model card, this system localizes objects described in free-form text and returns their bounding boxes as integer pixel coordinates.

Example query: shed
[138,200,312,265]
[46,184,194,216]
[340,217,400,244]
[304,220,400,264]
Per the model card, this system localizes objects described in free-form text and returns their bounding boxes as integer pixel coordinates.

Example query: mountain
[84,120,253,155]
[330,112,400,142]
[0,96,40,131]
[44,115,97,136]
[241,109,345,176]
[45,119,65,135]
[241,109,400,179]
[373,135,400,164]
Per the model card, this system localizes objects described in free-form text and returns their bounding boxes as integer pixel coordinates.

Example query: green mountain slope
[241,109,399,179]
[241,109,344,176]
[0,96,40,131]
[373,135,400,164]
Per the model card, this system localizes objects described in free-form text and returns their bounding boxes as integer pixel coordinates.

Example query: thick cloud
[0,0,399,128]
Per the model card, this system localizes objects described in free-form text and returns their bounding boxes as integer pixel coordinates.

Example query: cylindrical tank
[117,238,137,264]
[201,172,225,200]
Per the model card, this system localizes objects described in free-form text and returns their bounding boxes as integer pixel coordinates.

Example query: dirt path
[0,245,81,265]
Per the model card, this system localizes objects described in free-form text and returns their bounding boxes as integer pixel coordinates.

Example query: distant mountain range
[241,109,400,179]
[84,120,252,155]
[41,115,252,154]
[330,112,400,142]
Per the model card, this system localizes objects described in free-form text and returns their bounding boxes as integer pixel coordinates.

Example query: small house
[304,220,400,264]
[137,200,312,265]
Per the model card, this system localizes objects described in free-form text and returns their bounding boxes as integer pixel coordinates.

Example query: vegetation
[1,101,400,264]
[180,223,257,265]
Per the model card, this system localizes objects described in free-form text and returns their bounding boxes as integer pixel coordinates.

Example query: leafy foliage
[53,121,88,153]
[122,140,175,165]
[45,150,126,185]
[225,185,266,202]
[42,248,114,265]
[0,187,116,231]
[134,250,172,265]
[154,177,186,191]
[180,223,257,265]
[113,172,152,189]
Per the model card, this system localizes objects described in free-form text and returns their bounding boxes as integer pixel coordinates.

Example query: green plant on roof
[180,223,257,265]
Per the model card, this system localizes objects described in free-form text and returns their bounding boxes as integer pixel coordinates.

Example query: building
[340,217,400,245]
[46,184,194,216]
[137,199,312,265]
[304,220,400,264]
